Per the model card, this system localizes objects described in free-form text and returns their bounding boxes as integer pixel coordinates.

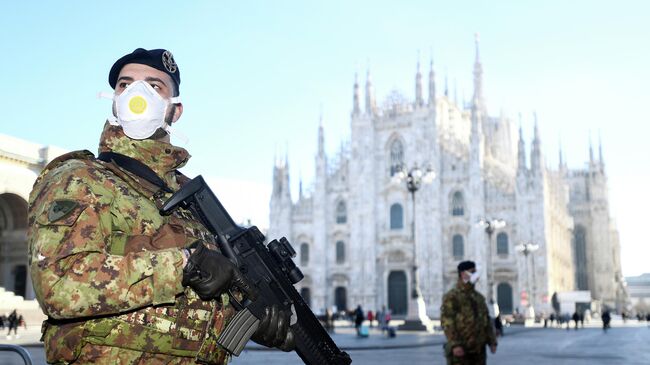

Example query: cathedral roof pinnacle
[475,32,481,63]
[428,53,436,105]
[589,131,594,163]
[444,68,449,97]
[598,131,604,165]
[353,72,360,115]
[415,50,424,107]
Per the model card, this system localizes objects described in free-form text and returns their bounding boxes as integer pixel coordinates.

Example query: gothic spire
[589,132,594,164]
[318,109,325,157]
[517,113,527,172]
[472,33,485,113]
[352,72,360,116]
[444,69,449,97]
[598,132,604,165]
[415,55,424,107]
[365,67,376,114]
[531,111,542,172]
[558,135,564,169]
[283,148,291,195]
[428,57,436,105]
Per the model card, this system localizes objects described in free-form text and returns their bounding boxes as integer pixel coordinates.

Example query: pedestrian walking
[494,314,504,337]
[18,314,26,330]
[549,313,555,328]
[572,311,579,330]
[367,310,374,328]
[602,309,611,332]
[378,305,387,333]
[441,260,497,365]
[354,305,364,336]
[325,308,334,333]
[6,309,18,340]
[580,312,584,328]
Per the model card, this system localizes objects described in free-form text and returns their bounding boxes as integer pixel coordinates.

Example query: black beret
[457,260,476,273]
[108,48,181,91]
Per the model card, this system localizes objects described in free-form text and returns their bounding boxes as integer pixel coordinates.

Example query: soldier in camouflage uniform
[441,261,497,365]
[28,48,293,364]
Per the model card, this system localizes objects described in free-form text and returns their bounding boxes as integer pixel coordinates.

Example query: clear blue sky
[1,1,648,276]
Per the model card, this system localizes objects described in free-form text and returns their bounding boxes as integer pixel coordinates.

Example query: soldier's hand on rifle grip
[182,242,253,301]
[252,304,295,352]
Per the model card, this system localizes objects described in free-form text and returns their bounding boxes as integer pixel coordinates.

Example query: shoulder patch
[47,200,80,223]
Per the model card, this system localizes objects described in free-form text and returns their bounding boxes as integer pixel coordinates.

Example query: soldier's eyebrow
[144,77,167,86]
[116,76,134,84]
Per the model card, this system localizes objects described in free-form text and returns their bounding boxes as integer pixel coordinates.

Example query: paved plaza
[1,321,649,364]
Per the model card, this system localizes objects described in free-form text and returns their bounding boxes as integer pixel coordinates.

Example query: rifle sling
[97,151,173,193]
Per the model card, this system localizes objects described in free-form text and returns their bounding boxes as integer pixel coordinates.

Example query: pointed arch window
[451,191,465,216]
[390,203,404,230]
[452,234,464,259]
[336,201,347,224]
[389,139,405,176]
[496,232,509,255]
[336,241,345,264]
[300,243,309,265]
[574,225,589,290]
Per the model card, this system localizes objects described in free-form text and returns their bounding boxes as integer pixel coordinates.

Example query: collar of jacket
[98,121,190,189]
[456,278,475,291]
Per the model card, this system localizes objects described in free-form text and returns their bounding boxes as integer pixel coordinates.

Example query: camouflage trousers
[69,344,203,365]
[445,348,486,365]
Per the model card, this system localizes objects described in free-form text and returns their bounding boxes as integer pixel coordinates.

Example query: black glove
[252,305,295,352]
[182,243,253,301]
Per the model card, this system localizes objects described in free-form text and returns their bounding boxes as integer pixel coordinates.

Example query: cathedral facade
[268,40,626,319]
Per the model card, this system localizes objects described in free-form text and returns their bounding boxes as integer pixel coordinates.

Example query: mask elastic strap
[165,125,189,145]
[169,96,181,104]
[97,91,115,100]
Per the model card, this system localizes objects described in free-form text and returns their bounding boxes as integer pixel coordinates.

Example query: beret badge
[162,50,177,73]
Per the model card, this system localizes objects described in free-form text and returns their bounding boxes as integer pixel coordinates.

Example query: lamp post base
[399,295,433,331]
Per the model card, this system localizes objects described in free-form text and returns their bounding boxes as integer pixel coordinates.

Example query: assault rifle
[160,175,352,365]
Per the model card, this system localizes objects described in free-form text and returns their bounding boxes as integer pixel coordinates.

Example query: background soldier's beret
[108,48,181,91]
[457,260,476,273]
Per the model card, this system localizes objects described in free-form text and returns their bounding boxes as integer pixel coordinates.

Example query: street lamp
[393,163,435,331]
[515,242,539,320]
[477,218,506,316]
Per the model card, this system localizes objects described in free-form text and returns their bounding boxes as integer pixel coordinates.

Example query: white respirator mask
[103,80,185,142]
[463,270,480,284]
[469,271,480,284]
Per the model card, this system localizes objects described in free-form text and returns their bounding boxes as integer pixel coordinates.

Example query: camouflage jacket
[28,123,235,364]
[440,280,497,354]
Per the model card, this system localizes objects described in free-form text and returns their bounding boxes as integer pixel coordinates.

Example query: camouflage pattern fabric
[444,347,486,365]
[28,122,234,364]
[441,279,496,365]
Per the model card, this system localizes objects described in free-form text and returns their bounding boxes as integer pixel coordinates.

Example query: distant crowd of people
[539,307,650,332]
[321,304,396,338]
[542,311,586,330]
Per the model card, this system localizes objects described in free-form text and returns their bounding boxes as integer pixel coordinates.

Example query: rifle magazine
[216,308,259,356]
